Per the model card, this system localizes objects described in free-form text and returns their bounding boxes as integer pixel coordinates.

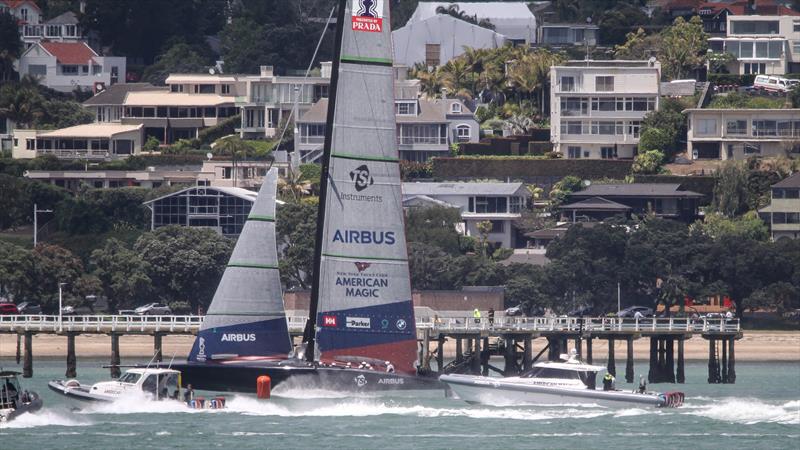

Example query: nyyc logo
[221,333,256,342]
[350,165,374,192]
[354,262,371,272]
[333,229,396,245]
[352,0,383,33]
[322,315,338,327]
[196,337,206,362]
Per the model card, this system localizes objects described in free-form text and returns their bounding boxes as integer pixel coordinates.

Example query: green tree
[640,97,688,160]
[476,220,493,258]
[598,4,649,46]
[142,41,210,85]
[0,11,21,81]
[711,161,751,217]
[638,128,671,153]
[133,226,233,311]
[614,28,659,60]
[276,200,317,289]
[659,16,708,81]
[405,206,463,255]
[27,244,85,312]
[90,238,153,312]
[691,211,769,241]
[0,81,45,127]
[548,175,583,212]
[0,241,31,301]
[632,150,666,175]
[143,135,161,152]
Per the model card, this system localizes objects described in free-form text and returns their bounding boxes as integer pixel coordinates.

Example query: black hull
[171,361,443,393]
[1,393,43,422]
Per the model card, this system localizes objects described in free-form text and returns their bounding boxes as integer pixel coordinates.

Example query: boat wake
[685,398,800,425]
[0,409,92,429]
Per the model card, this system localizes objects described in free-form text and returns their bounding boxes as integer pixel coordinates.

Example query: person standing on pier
[473,308,481,324]
[488,308,495,326]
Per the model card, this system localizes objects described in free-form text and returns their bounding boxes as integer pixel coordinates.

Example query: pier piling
[728,337,736,383]
[586,337,593,365]
[625,336,634,383]
[677,338,685,384]
[523,337,532,371]
[436,336,444,373]
[708,338,720,383]
[154,333,163,362]
[455,338,463,364]
[16,333,21,364]
[110,333,121,378]
[648,337,657,383]
[66,333,77,378]
[23,332,33,378]
[607,338,616,377]
[721,336,729,383]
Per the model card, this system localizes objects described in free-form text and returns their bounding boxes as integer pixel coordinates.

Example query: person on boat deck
[638,375,647,394]
[473,308,481,324]
[183,384,195,403]
[385,361,395,373]
[602,372,615,391]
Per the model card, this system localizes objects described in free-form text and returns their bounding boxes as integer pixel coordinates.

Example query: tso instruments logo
[350,164,374,192]
[351,0,383,33]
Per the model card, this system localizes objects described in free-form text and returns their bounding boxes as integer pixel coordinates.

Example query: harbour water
[1,358,797,449]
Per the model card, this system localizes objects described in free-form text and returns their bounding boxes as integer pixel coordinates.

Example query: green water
[0,358,798,449]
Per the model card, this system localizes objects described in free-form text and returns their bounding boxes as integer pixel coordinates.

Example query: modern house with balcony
[402,182,532,248]
[11,123,144,160]
[17,41,126,92]
[561,183,704,223]
[759,172,800,240]
[708,8,800,75]
[236,64,331,140]
[685,108,800,160]
[538,23,598,47]
[550,60,661,159]
[295,96,478,162]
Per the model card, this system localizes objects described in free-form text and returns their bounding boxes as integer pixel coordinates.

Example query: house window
[455,124,471,142]
[471,196,507,213]
[65,25,76,36]
[786,189,800,199]
[82,65,89,74]
[601,146,617,159]
[62,65,79,75]
[591,121,615,135]
[194,84,215,94]
[561,121,584,135]
[509,196,522,213]
[744,143,761,154]
[395,102,416,115]
[744,62,766,75]
[28,64,46,76]
[726,120,747,135]
[221,84,231,94]
[20,8,28,20]
[591,98,615,112]
[753,120,777,136]
[46,25,61,36]
[567,146,582,158]
[26,139,35,150]
[561,76,576,92]
[451,103,462,113]
[170,84,184,93]
[425,44,440,67]
[696,118,717,136]
[114,140,133,155]
[628,121,642,138]
[560,97,587,116]
[596,76,614,92]
[490,221,504,233]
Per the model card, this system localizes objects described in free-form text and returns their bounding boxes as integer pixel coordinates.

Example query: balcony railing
[37,149,114,159]
[397,136,448,145]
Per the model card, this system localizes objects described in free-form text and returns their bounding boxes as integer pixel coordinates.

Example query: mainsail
[189,168,291,361]
[308,0,418,374]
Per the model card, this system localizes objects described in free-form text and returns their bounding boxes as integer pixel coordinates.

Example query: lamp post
[58,282,66,332]
[33,203,53,247]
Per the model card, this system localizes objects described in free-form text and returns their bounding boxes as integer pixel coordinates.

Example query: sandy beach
[0,331,797,361]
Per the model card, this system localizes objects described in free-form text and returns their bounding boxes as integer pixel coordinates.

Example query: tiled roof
[773,172,800,188]
[698,0,800,16]
[0,0,41,11]
[40,41,97,65]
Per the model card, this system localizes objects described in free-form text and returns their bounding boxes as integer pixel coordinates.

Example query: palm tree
[0,82,44,128]
[212,135,252,187]
[439,58,474,99]
[278,167,312,201]
[410,63,443,98]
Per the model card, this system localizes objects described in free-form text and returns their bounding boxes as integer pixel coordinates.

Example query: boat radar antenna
[167,350,178,369]
[143,352,159,370]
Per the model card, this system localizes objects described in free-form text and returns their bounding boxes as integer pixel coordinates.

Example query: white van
[753,75,800,93]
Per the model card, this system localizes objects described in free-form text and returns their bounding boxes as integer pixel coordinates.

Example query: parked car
[16,302,42,315]
[617,306,654,318]
[134,303,172,315]
[60,305,75,315]
[0,302,19,315]
[566,305,594,317]
[504,306,524,317]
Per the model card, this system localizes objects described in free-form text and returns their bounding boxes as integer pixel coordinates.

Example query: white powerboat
[1,370,43,422]
[48,367,225,409]
[440,351,684,408]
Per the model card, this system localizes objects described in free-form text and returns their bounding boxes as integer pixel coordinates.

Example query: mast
[303,0,347,361]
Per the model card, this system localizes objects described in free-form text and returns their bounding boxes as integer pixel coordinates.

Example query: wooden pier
[0,315,742,384]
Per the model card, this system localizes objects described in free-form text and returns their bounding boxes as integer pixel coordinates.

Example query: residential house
[560,183,704,223]
[295,95,479,163]
[83,83,168,123]
[0,0,42,47]
[708,4,800,75]
[392,14,507,68]
[12,123,144,160]
[550,60,662,160]
[759,172,800,240]
[402,182,531,248]
[143,186,258,237]
[407,2,537,45]
[236,64,331,140]
[538,23,599,47]
[18,41,126,92]
[685,108,800,160]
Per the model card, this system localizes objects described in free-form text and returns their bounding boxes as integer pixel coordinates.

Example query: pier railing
[0,315,740,335]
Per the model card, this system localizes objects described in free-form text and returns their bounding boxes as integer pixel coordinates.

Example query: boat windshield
[521,367,582,380]
[119,372,142,384]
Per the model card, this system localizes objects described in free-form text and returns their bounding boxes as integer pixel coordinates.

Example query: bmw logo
[395,319,407,330]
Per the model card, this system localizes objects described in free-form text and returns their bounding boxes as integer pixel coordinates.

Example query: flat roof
[165,74,238,83]
[559,197,632,211]
[124,92,235,107]
[83,83,166,106]
[38,123,143,138]
[573,183,703,198]
[684,108,800,112]
[403,182,528,197]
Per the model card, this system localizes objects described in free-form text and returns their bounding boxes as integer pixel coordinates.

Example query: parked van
[753,75,800,92]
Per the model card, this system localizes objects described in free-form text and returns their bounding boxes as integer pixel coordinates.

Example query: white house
[402,182,531,248]
[550,59,661,159]
[0,0,42,48]
[685,108,800,160]
[12,123,144,160]
[708,11,800,75]
[392,14,507,67]
[18,41,126,92]
[407,2,537,45]
[539,23,598,47]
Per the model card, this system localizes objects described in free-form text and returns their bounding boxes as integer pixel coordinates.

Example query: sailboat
[173,0,440,392]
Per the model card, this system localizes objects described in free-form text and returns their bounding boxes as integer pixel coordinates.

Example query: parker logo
[322,315,338,327]
[221,333,256,342]
[345,317,371,329]
[350,164,374,192]
[354,262,371,272]
[351,0,383,33]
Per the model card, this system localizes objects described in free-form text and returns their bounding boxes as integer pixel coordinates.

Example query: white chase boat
[48,367,225,409]
[440,351,684,408]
